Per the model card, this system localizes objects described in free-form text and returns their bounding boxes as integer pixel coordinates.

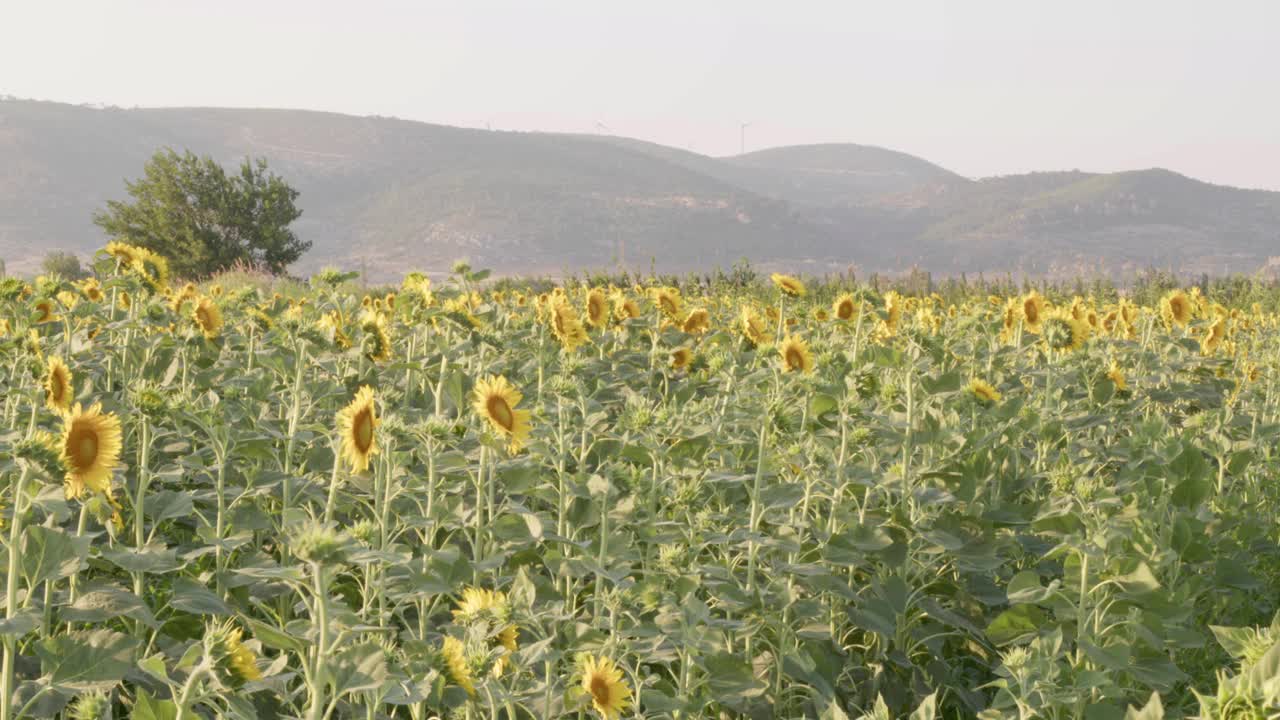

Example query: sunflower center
[1024,303,1039,324]
[589,674,611,706]
[353,408,375,452]
[68,425,98,470]
[51,373,65,401]
[837,302,853,320]
[785,348,803,369]
[487,395,514,431]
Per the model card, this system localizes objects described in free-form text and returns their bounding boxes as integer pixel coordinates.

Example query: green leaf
[1006,571,1052,604]
[702,652,766,710]
[100,544,183,574]
[132,689,179,720]
[62,585,157,628]
[21,525,90,587]
[328,641,388,698]
[36,629,139,691]
[169,578,233,616]
[986,604,1047,645]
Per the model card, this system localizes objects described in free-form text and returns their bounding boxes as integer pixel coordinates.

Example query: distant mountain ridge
[2,98,1277,279]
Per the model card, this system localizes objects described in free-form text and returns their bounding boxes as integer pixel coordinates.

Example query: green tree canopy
[94,148,309,277]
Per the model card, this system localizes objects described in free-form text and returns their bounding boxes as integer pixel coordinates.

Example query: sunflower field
[1,243,1279,720]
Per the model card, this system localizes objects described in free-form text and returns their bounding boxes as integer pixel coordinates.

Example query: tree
[94,148,309,277]
[42,250,89,280]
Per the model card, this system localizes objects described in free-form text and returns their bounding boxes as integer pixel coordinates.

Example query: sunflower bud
[291,523,349,566]
[204,620,263,688]
[68,692,111,720]
[13,431,65,480]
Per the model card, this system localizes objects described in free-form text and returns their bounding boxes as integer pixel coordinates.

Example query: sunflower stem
[132,419,152,639]
[0,463,32,720]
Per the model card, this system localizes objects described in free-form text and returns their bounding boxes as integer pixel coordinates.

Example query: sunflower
[44,356,73,413]
[361,311,393,362]
[681,308,710,334]
[969,379,1002,404]
[472,376,532,453]
[580,655,632,720]
[118,291,131,311]
[612,293,640,321]
[739,306,768,346]
[884,291,903,333]
[441,636,476,697]
[79,278,104,303]
[813,308,830,322]
[1042,310,1090,353]
[104,241,141,267]
[192,297,223,340]
[317,311,352,349]
[130,248,170,292]
[585,289,608,328]
[337,386,379,473]
[549,299,588,352]
[452,587,519,677]
[1020,291,1046,333]
[1201,317,1227,356]
[779,335,814,373]
[770,273,806,297]
[207,622,263,686]
[34,298,59,324]
[833,293,858,321]
[60,403,123,499]
[1161,290,1193,328]
[651,287,682,319]
[1106,363,1127,391]
[670,347,692,370]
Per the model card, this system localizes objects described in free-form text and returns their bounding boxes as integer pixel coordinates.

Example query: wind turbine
[739,122,751,155]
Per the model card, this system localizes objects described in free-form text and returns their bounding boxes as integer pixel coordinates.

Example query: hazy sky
[6,1,1280,189]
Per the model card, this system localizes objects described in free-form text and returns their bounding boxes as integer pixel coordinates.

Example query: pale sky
[5,1,1280,189]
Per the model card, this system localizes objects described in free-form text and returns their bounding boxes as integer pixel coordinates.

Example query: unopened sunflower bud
[291,523,348,566]
[68,692,111,720]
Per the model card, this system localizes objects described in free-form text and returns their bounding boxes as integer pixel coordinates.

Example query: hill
[2,98,1278,279]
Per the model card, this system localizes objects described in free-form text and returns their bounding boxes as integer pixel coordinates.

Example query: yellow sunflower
[360,311,393,362]
[1201,317,1227,356]
[779,335,814,373]
[1020,291,1046,334]
[472,376,532,453]
[104,241,142,267]
[681,308,710,334]
[813,308,830,322]
[79,278,104,303]
[770,273,806,297]
[441,636,476,697]
[969,379,1002,404]
[585,289,608,328]
[884,291,904,333]
[739,306,768,346]
[1106,363,1127,391]
[580,655,632,720]
[60,403,123,499]
[452,587,519,677]
[670,347,692,370]
[833,293,858,321]
[34,298,59,324]
[1042,310,1090,353]
[651,287,682,319]
[1161,290,1193,328]
[549,299,588,352]
[192,297,223,340]
[44,356,73,413]
[337,386,379,473]
[612,293,640,321]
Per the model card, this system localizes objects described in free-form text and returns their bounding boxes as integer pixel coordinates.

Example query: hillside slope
[2,99,1278,279]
